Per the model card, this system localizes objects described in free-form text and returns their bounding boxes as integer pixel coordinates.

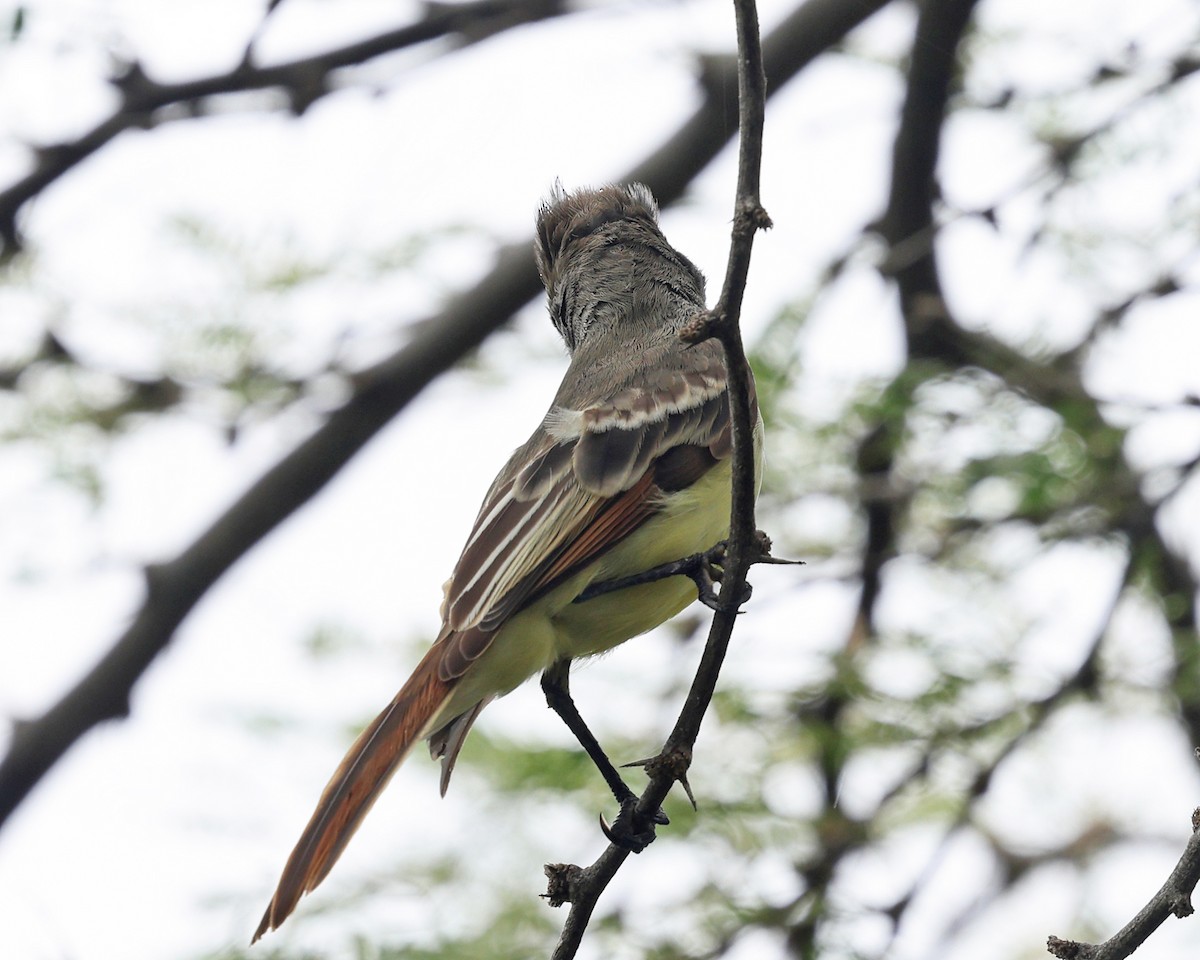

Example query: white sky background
[2,1,1200,959]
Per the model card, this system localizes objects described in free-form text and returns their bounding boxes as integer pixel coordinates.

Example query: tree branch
[0,242,539,829]
[0,0,896,837]
[875,0,981,303]
[872,4,1200,956]
[1047,810,1200,960]
[546,0,771,956]
[0,0,569,256]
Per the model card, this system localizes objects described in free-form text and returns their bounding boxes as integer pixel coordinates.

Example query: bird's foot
[599,796,669,853]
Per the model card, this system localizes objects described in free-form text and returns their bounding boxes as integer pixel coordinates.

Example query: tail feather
[253,653,454,942]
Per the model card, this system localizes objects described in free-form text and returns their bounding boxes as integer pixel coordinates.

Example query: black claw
[690,560,753,611]
[600,797,667,853]
[691,561,722,610]
[572,536,775,613]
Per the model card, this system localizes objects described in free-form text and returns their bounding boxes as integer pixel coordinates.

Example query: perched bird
[254,183,761,941]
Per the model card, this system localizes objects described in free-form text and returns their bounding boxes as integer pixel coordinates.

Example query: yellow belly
[549,456,734,659]
[443,418,762,713]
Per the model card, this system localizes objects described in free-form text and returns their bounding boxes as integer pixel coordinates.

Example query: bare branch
[547,0,772,955]
[1047,811,1200,960]
[627,0,894,209]
[870,0,1185,832]
[0,0,897,836]
[871,5,1200,956]
[0,242,539,828]
[875,0,982,304]
[0,0,569,256]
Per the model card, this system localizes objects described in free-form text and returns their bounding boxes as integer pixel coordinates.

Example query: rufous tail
[253,651,454,942]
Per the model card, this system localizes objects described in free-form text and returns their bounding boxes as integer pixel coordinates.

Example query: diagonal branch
[0,242,540,829]
[0,0,569,256]
[1047,810,1200,960]
[0,0,896,836]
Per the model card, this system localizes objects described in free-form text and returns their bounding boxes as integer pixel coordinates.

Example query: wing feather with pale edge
[434,343,743,684]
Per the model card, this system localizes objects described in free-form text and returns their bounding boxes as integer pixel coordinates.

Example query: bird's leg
[540,659,667,853]
[573,538,755,610]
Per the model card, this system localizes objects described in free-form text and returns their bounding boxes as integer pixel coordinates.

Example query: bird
[253,182,761,941]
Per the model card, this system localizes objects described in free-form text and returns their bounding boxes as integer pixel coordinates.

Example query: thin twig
[0,0,895,836]
[547,1,770,956]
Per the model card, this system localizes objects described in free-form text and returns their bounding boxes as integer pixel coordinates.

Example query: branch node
[737,199,773,233]
[111,59,151,104]
[286,74,328,116]
[542,862,583,908]
[644,742,693,786]
[1046,936,1094,960]
[679,309,720,345]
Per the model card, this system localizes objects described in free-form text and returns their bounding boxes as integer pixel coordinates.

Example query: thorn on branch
[143,561,171,601]
[678,771,697,810]
[111,693,133,722]
[1151,274,1179,298]
[632,744,696,810]
[34,331,72,362]
[10,716,35,743]
[1169,52,1200,83]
